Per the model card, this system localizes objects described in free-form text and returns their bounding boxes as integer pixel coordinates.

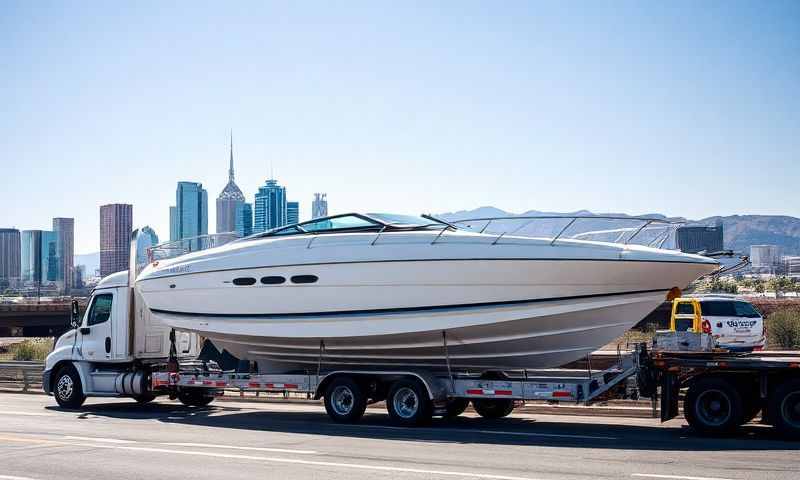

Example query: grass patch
[7,339,53,361]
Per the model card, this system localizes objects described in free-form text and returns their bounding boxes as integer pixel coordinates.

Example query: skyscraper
[20,230,59,287]
[100,203,133,277]
[135,226,159,273]
[254,179,287,233]
[53,217,74,292]
[20,230,41,284]
[0,228,21,288]
[169,206,178,242]
[216,132,246,234]
[235,203,253,237]
[173,181,208,249]
[312,193,328,219]
[287,201,299,225]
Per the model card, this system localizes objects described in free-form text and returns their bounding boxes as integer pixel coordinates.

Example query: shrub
[766,308,800,350]
[10,339,52,361]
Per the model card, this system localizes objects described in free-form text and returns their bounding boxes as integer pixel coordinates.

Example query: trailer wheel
[133,394,156,405]
[53,365,86,409]
[324,377,367,423]
[684,377,743,436]
[769,378,800,439]
[177,389,215,407]
[472,399,515,419]
[444,398,470,418]
[386,379,432,426]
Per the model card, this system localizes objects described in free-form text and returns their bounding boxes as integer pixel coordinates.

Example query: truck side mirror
[70,299,81,329]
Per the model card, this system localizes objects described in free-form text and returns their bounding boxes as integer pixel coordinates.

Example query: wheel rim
[392,387,419,419]
[696,389,731,426]
[331,385,354,416]
[780,392,800,428]
[56,374,73,401]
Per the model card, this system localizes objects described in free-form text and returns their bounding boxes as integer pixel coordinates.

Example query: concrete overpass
[0,300,88,337]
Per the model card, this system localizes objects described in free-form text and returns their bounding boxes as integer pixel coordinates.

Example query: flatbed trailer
[150,344,800,438]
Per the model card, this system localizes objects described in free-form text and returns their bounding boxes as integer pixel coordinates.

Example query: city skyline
[3,3,798,254]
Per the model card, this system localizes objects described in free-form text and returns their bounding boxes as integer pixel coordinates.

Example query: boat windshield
[247,212,451,239]
[365,213,436,226]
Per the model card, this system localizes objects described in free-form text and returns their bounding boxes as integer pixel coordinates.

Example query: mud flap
[660,372,680,422]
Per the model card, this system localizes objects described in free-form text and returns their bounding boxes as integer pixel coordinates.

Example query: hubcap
[331,385,354,416]
[57,375,74,401]
[393,387,419,419]
[781,392,800,428]
[696,389,731,426]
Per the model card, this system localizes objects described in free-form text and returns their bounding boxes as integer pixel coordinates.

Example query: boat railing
[147,232,240,263]
[445,215,685,249]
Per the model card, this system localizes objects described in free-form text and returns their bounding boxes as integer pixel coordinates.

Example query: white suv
[694,296,766,352]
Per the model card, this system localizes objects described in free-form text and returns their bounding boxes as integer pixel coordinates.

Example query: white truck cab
[44,239,200,408]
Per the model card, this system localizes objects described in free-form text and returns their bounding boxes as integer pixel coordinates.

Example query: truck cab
[44,269,198,407]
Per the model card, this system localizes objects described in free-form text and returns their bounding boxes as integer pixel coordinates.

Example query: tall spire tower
[216,130,247,235]
[229,130,235,182]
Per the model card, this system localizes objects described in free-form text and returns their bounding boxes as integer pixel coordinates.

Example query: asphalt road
[0,393,797,480]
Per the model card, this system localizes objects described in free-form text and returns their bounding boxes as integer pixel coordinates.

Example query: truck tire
[684,377,743,436]
[769,378,800,439]
[177,389,215,407]
[324,377,367,423]
[386,379,432,426]
[133,394,156,405]
[444,398,470,418]
[472,399,515,419]
[53,365,86,409]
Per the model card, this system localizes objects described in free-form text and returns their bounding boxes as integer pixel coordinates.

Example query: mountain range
[438,207,800,256]
[72,209,800,270]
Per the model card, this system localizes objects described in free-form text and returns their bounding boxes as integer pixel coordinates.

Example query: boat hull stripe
[149,288,669,319]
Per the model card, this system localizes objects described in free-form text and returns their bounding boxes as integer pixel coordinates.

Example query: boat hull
[137,233,718,372]
[151,289,667,372]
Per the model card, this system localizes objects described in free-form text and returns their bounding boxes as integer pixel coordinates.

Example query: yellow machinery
[669,297,710,333]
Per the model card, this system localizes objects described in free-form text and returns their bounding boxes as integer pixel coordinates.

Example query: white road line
[71,442,541,480]
[161,442,317,454]
[357,424,618,441]
[632,474,736,480]
[0,475,43,480]
[64,436,137,444]
[0,411,53,417]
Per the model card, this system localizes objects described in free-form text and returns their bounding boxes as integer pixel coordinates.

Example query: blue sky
[2,1,798,253]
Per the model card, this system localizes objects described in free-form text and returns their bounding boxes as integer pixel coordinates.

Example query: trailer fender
[314,371,447,403]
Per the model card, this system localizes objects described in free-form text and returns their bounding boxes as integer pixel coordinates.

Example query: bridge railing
[0,361,44,393]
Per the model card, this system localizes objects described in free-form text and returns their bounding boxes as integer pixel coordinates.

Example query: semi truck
[43,230,800,438]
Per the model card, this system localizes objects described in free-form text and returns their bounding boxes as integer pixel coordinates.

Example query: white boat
[136,213,718,372]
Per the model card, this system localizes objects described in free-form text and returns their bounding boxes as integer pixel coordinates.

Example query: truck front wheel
[684,377,743,436]
[53,365,86,409]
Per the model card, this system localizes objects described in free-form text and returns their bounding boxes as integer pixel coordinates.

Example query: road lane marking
[0,434,541,480]
[64,436,137,444]
[161,442,317,454]
[351,424,618,441]
[0,411,53,417]
[632,474,736,480]
[0,475,43,480]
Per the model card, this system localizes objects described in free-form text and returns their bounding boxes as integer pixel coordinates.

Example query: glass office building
[235,203,253,237]
[173,181,208,249]
[20,230,60,287]
[254,179,287,233]
[287,201,299,225]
